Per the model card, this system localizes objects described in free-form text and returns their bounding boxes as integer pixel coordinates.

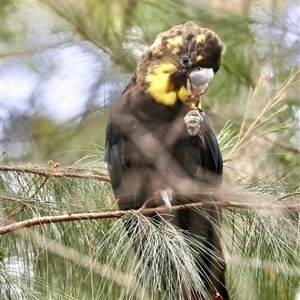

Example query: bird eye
[180,55,191,68]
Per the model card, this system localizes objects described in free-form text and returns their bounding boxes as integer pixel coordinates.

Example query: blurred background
[2,0,299,175]
[1,0,300,299]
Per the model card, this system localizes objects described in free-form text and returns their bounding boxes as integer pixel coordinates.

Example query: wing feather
[104,121,123,188]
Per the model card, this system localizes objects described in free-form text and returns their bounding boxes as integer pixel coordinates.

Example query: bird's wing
[199,114,223,175]
[104,119,123,189]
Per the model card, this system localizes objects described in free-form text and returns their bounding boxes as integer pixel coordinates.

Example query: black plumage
[105,22,229,299]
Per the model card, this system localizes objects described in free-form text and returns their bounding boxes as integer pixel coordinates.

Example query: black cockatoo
[105,21,229,300]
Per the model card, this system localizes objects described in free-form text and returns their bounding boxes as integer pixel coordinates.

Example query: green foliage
[1,165,299,299]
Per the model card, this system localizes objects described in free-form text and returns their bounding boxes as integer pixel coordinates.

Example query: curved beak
[186,68,214,100]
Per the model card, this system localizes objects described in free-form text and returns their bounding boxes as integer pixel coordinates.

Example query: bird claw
[184,110,203,136]
[160,188,173,211]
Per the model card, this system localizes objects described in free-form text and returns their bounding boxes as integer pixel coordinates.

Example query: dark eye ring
[180,55,191,67]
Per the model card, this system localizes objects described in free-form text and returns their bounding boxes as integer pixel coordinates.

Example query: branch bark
[1,200,299,236]
[0,165,110,182]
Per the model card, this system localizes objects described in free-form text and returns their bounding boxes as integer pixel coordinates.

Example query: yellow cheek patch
[196,34,205,43]
[146,63,178,106]
[145,63,189,106]
[145,63,188,106]
[146,63,189,106]
[177,86,188,102]
[166,35,183,54]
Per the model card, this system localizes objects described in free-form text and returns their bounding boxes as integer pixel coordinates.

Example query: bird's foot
[184,110,204,136]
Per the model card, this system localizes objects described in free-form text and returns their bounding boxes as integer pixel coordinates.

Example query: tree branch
[1,200,299,236]
[0,165,110,182]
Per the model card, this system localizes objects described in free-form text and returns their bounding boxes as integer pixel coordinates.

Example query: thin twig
[1,201,299,236]
[210,110,300,154]
[0,165,110,182]
[276,192,300,201]
[5,204,27,220]
[30,177,48,198]
[228,69,300,155]
[0,195,36,204]
[4,178,51,220]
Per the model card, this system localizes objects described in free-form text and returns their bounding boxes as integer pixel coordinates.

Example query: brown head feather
[136,22,223,93]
